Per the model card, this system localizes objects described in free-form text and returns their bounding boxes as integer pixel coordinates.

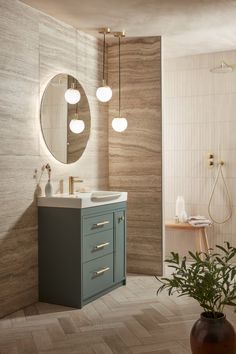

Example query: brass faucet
[69,176,84,195]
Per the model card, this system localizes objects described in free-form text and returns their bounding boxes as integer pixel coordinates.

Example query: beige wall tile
[108,37,162,275]
[0,0,108,317]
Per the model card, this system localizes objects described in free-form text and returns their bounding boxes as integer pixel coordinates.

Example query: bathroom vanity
[38,192,127,308]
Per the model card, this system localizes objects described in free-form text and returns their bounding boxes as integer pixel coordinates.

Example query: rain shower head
[210,61,233,74]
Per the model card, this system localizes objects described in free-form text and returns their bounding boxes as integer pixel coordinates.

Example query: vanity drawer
[83,229,113,262]
[83,213,113,235]
[83,253,113,299]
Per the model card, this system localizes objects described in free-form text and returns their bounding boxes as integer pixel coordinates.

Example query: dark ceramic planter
[190,312,236,354]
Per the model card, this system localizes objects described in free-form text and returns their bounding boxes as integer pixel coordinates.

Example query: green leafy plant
[157,242,236,318]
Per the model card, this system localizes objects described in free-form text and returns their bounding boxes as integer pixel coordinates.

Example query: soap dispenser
[175,196,187,222]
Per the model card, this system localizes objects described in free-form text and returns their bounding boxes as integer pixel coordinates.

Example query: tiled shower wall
[163,50,236,257]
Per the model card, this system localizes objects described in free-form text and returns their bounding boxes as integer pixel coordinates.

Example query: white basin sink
[38,191,127,209]
[91,191,121,201]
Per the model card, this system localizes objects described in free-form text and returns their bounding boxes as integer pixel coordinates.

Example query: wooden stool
[165,221,210,254]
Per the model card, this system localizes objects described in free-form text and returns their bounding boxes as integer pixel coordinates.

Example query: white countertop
[38,191,128,209]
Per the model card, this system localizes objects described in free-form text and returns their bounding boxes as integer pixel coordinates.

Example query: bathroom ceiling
[21,0,236,57]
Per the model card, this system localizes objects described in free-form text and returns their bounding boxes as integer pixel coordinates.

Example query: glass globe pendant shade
[96,85,112,102]
[69,119,85,134]
[112,117,128,132]
[65,85,81,104]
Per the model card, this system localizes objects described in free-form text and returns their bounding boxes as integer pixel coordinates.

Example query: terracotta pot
[190,312,236,354]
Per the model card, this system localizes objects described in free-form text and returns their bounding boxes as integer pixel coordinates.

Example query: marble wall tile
[108,37,162,275]
[0,0,39,79]
[0,0,108,317]
[0,1,162,316]
[0,0,40,318]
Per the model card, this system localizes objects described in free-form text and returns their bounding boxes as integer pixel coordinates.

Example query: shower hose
[208,162,232,224]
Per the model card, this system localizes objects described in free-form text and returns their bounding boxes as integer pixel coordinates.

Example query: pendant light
[112,31,128,132]
[69,117,85,134]
[96,28,112,103]
[68,30,82,127]
[65,80,81,104]
[69,103,85,134]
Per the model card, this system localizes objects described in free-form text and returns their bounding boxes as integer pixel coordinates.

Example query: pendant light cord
[118,36,121,117]
[103,32,105,84]
[75,31,78,118]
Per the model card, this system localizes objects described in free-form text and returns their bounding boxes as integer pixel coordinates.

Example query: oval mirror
[40,74,91,164]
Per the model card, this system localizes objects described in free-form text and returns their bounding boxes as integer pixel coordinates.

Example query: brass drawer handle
[94,220,110,227]
[94,267,110,275]
[95,242,110,250]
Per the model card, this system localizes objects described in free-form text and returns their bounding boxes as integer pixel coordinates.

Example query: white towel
[188,215,209,221]
[188,216,212,227]
[189,221,212,227]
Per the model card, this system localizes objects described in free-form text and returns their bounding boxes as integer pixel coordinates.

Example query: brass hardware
[94,267,110,275]
[207,153,214,168]
[94,220,110,227]
[98,27,111,35]
[97,27,111,88]
[112,31,126,38]
[95,242,110,249]
[69,176,83,194]
[112,29,127,129]
[207,153,225,168]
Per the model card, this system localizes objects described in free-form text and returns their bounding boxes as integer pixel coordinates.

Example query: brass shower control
[207,153,214,168]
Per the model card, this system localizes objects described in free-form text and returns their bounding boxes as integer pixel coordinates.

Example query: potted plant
[157,242,236,354]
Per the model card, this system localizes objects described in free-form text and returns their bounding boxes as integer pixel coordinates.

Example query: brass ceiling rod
[112,31,126,118]
[110,30,128,132]
[112,31,126,38]
[98,27,111,86]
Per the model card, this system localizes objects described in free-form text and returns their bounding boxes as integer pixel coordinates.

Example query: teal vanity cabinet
[38,201,126,308]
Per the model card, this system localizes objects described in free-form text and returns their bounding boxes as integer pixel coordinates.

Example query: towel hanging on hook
[208,162,232,224]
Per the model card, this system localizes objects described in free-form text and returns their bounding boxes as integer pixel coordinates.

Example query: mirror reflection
[40,74,90,164]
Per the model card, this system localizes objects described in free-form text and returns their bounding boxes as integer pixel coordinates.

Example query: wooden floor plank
[32,329,53,351]
[1,275,236,354]
[92,342,114,354]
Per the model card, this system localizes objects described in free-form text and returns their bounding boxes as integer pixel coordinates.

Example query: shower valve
[207,153,214,167]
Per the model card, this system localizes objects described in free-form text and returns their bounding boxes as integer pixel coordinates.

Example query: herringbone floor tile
[1,275,236,354]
